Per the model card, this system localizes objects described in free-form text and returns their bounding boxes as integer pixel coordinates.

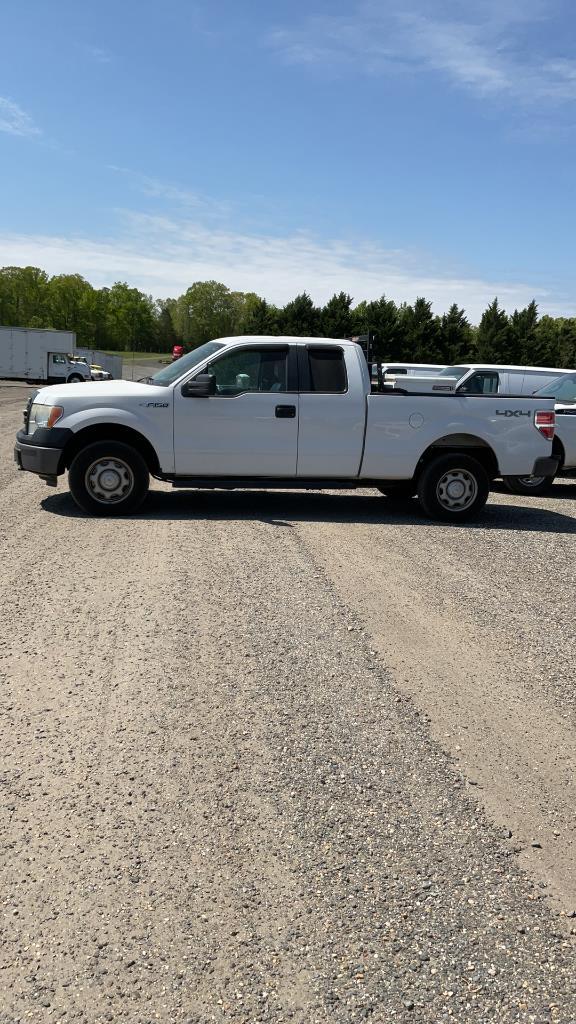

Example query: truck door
[296,345,365,477]
[48,353,69,381]
[173,344,299,476]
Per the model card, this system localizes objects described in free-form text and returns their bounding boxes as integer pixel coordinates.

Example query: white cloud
[107,165,230,216]
[0,97,40,138]
[86,46,113,64]
[0,214,571,321]
[269,2,576,104]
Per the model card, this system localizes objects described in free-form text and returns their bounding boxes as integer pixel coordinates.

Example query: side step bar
[164,477,407,490]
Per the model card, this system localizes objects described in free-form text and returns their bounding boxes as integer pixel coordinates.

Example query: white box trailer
[0,327,91,383]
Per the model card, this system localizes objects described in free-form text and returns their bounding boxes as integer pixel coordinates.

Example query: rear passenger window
[307,347,347,393]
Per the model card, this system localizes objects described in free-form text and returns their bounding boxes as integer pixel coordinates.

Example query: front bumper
[532,456,560,477]
[14,428,72,478]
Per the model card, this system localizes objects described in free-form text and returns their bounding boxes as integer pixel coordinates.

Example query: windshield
[151,341,226,386]
[535,373,576,402]
[436,365,469,377]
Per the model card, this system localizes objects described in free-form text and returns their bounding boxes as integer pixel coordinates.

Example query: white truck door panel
[174,345,298,476]
[296,345,366,477]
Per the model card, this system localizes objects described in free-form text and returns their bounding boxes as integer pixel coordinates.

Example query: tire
[68,441,149,516]
[376,482,416,499]
[502,474,554,496]
[67,374,85,383]
[417,453,489,522]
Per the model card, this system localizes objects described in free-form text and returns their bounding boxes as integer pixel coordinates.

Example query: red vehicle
[172,344,185,361]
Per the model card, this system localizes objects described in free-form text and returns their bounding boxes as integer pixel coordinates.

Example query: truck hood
[33,379,167,404]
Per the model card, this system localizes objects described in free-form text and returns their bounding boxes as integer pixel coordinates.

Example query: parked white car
[14,336,558,522]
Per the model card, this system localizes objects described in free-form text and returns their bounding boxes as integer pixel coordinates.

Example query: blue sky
[1,0,575,320]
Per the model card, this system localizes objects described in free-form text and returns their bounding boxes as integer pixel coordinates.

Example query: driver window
[203,347,288,396]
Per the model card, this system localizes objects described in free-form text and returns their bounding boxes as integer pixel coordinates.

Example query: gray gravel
[0,391,575,1022]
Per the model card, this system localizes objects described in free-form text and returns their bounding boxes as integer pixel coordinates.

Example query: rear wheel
[68,441,149,516]
[417,453,489,522]
[502,474,554,496]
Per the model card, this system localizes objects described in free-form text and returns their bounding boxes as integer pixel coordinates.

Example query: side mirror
[181,374,216,398]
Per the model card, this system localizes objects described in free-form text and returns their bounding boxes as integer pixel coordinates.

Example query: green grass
[100,350,171,362]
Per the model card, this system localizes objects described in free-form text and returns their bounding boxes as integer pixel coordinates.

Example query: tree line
[1,265,576,368]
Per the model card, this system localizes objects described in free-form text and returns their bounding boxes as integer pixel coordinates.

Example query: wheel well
[552,435,565,470]
[64,425,161,475]
[417,434,498,479]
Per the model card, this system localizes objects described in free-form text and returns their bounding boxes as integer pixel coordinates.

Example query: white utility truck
[0,327,91,384]
[386,363,574,397]
[14,336,558,522]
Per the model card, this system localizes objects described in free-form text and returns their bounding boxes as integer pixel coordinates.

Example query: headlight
[28,404,64,434]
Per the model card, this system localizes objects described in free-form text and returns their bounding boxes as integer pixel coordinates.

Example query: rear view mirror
[181,374,216,398]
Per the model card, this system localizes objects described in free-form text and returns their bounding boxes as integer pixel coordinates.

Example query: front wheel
[67,374,85,383]
[502,474,554,496]
[417,453,489,522]
[68,441,149,516]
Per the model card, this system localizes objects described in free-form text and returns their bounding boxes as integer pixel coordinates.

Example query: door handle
[275,404,296,418]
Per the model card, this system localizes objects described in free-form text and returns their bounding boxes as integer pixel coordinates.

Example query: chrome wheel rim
[85,458,134,504]
[436,468,478,511]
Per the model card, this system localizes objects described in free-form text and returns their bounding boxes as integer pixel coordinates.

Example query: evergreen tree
[510,300,538,364]
[320,292,353,339]
[353,296,399,361]
[397,298,441,362]
[279,292,320,336]
[556,319,576,368]
[533,316,560,366]
[439,304,473,363]
[475,299,512,362]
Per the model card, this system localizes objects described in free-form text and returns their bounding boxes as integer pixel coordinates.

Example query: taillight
[534,410,555,441]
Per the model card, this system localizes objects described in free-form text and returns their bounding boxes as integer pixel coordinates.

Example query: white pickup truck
[14,336,558,522]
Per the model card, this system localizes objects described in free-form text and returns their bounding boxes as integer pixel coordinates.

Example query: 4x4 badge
[495,409,530,417]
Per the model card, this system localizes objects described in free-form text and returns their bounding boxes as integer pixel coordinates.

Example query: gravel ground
[1,387,575,1023]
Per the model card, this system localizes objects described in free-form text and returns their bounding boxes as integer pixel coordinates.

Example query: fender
[61,407,173,473]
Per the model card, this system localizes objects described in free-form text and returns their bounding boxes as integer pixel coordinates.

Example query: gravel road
[1,386,575,1023]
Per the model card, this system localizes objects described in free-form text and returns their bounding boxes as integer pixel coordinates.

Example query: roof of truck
[445,363,574,374]
[216,335,360,346]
